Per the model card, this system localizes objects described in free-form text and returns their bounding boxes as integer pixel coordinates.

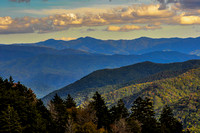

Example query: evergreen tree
[160,105,183,133]
[110,99,129,123]
[50,94,68,133]
[0,105,22,133]
[127,117,142,133]
[36,99,54,133]
[9,76,14,84]
[130,97,159,133]
[90,92,110,130]
[64,94,76,109]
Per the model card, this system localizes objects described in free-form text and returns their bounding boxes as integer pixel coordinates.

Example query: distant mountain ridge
[1,47,200,98]
[13,36,200,55]
[42,60,200,104]
[1,36,200,98]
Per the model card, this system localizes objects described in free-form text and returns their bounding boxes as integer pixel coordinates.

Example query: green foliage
[0,105,22,133]
[160,105,183,133]
[0,77,52,133]
[100,68,200,132]
[89,92,110,130]
[0,77,185,133]
[109,99,129,123]
[49,94,68,133]
[43,59,200,104]
[64,94,76,109]
[130,97,160,133]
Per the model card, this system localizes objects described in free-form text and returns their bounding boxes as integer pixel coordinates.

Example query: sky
[0,0,200,44]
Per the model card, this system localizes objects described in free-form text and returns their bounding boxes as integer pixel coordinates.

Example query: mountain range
[42,60,200,103]
[1,36,200,97]
[15,36,200,55]
[42,60,200,132]
[1,36,200,132]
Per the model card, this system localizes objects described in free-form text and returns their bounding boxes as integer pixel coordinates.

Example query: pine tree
[110,99,129,123]
[64,94,76,109]
[90,92,110,130]
[50,94,68,133]
[130,97,159,133]
[9,76,14,84]
[0,105,22,133]
[160,105,183,133]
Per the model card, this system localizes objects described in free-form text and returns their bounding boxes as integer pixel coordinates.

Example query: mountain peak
[77,36,98,40]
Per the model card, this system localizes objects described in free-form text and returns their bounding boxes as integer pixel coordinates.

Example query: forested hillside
[101,68,200,132]
[42,60,200,132]
[42,60,200,103]
[2,46,199,98]
[0,77,184,133]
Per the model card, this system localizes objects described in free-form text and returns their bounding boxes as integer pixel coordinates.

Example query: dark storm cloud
[157,0,200,9]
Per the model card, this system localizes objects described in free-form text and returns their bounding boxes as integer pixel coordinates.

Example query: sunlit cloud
[106,24,161,32]
[21,8,109,16]
[0,4,200,34]
[180,16,200,25]
[55,37,77,41]
[156,0,200,9]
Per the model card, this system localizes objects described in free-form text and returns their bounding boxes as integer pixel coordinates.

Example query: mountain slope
[42,60,200,103]
[0,45,90,62]
[2,50,200,98]
[102,68,200,132]
[16,36,200,55]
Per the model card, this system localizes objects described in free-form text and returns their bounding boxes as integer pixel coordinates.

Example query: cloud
[106,24,161,32]
[9,0,47,3]
[0,4,199,34]
[87,28,96,32]
[180,16,200,24]
[55,37,77,41]
[156,0,200,9]
[21,8,109,16]
[9,0,30,3]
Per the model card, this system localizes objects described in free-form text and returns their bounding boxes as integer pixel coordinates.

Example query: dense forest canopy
[0,76,186,133]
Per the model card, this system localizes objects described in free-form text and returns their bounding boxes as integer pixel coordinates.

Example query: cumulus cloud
[22,8,108,16]
[157,0,200,9]
[0,4,199,34]
[55,37,77,41]
[106,24,161,32]
[180,16,200,24]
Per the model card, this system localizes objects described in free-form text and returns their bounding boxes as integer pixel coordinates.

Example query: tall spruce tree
[90,92,110,130]
[110,99,129,123]
[130,97,159,133]
[64,94,76,109]
[50,94,68,133]
[0,105,22,133]
[160,105,183,133]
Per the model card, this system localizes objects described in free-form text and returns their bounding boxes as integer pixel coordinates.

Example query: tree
[159,105,183,133]
[130,97,159,133]
[64,94,76,109]
[111,118,132,133]
[110,99,129,123]
[0,105,22,133]
[9,76,14,84]
[49,94,68,133]
[36,99,54,133]
[90,92,110,130]
[126,117,141,133]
